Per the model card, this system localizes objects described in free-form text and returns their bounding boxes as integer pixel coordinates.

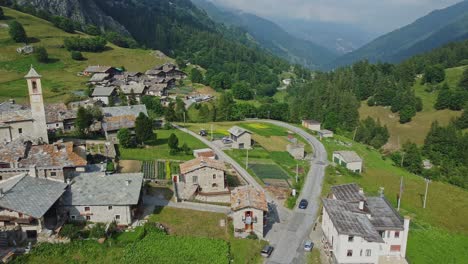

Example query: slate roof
[45,103,76,123]
[24,66,41,78]
[322,198,384,243]
[92,86,115,97]
[231,186,268,211]
[102,105,148,132]
[0,108,32,123]
[121,83,147,94]
[84,66,113,73]
[89,73,110,83]
[228,126,251,137]
[0,174,67,218]
[366,197,404,230]
[334,151,362,163]
[180,157,226,174]
[63,172,144,206]
[303,120,321,125]
[331,183,366,203]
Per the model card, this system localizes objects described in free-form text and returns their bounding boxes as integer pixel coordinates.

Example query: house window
[347,250,353,257]
[108,206,113,210]
[212,183,218,188]
[395,231,400,238]
[379,231,385,238]
[18,213,23,218]
[390,245,401,252]
[71,215,76,220]
[84,207,90,212]
[192,176,198,183]
[115,215,121,220]
[86,215,91,221]
[213,174,216,179]
[360,249,363,256]
[50,171,57,177]
[348,236,354,242]
[366,249,371,256]
[18,128,23,134]
[56,123,59,127]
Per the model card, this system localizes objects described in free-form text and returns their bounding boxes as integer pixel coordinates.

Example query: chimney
[29,165,37,178]
[358,187,364,195]
[358,200,365,211]
[53,144,59,152]
[9,99,15,104]
[66,178,71,185]
[379,187,385,198]
[126,180,131,186]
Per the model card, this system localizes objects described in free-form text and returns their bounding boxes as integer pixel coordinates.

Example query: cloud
[210,0,463,33]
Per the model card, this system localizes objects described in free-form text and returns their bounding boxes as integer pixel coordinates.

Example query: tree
[168,133,179,153]
[423,64,445,84]
[181,143,190,155]
[141,96,164,116]
[84,25,101,36]
[8,21,27,43]
[190,68,203,84]
[135,113,154,144]
[128,89,137,105]
[117,128,134,148]
[75,106,93,135]
[0,7,4,20]
[455,104,468,129]
[399,105,416,123]
[402,142,423,174]
[216,92,235,121]
[34,46,48,63]
[458,67,468,91]
[232,81,253,100]
[71,51,84,60]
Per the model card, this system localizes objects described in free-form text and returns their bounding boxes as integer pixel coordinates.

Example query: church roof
[24,66,41,78]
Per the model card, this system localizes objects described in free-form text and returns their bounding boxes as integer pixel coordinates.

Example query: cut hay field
[0,7,171,103]
[359,66,464,149]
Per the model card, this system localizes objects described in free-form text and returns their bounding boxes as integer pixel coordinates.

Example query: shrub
[34,46,48,63]
[0,7,4,20]
[89,223,106,239]
[64,36,107,52]
[71,50,84,60]
[60,224,82,240]
[8,20,27,43]
[106,161,115,172]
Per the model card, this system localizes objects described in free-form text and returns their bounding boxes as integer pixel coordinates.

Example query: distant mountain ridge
[191,0,338,69]
[331,0,468,68]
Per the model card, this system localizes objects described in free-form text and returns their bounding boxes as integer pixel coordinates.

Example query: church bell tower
[25,65,49,143]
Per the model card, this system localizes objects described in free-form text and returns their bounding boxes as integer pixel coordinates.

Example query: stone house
[0,67,49,144]
[322,183,410,264]
[101,105,148,143]
[88,73,111,84]
[0,173,67,241]
[176,157,229,202]
[287,143,305,160]
[333,151,363,173]
[146,63,187,80]
[120,83,147,103]
[83,66,117,77]
[91,86,117,105]
[228,126,252,149]
[63,172,144,225]
[318,129,334,138]
[45,103,77,132]
[0,140,87,181]
[302,120,321,131]
[231,186,268,238]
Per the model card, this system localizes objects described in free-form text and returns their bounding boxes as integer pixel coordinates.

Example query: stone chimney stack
[29,165,37,178]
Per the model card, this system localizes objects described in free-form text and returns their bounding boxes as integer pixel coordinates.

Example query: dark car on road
[261,245,274,257]
[199,130,207,136]
[298,199,308,209]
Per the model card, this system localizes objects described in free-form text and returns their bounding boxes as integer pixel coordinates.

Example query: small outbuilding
[91,86,116,105]
[332,151,363,173]
[228,126,252,149]
[302,120,321,131]
[287,143,305,160]
[318,129,334,139]
[193,148,217,160]
[231,186,268,238]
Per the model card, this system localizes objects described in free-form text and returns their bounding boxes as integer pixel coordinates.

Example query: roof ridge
[0,173,28,194]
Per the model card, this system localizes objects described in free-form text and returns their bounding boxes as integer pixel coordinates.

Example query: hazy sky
[210,0,464,33]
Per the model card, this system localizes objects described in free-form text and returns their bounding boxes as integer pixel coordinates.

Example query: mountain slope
[192,0,337,69]
[332,0,468,67]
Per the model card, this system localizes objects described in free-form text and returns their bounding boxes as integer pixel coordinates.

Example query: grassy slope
[321,135,468,263]
[359,66,464,149]
[0,7,171,103]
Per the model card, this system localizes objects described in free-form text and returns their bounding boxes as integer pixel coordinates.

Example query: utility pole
[210,124,213,141]
[245,148,249,169]
[183,112,186,126]
[423,178,431,209]
[400,152,405,167]
[295,164,299,183]
[397,176,403,211]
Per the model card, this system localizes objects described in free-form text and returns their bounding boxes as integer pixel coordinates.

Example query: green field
[0,7,171,103]
[249,162,290,180]
[118,129,207,161]
[239,122,288,137]
[359,66,463,149]
[321,135,468,263]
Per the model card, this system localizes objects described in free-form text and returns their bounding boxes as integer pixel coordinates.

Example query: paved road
[175,121,327,264]
[253,120,327,264]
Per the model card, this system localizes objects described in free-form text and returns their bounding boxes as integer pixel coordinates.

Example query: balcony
[242,216,258,224]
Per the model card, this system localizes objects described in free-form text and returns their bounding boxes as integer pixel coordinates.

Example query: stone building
[45,103,77,132]
[0,173,67,242]
[302,120,321,131]
[231,186,268,238]
[333,151,363,173]
[228,126,252,149]
[176,157,229,202]
[322,183,410,264]
[0,140,87,181]
[287,143,305,159]
[0,67,49,144]
[63,172,144,225]
[101,105,148,143]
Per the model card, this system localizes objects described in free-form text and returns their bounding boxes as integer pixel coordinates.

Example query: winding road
[175,120,328,264]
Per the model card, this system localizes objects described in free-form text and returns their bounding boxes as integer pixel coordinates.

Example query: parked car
[304,240,314,251]
[261,245,274,257]
[222,137,233,144]
[298,199,308,209]
[199,130,207,136]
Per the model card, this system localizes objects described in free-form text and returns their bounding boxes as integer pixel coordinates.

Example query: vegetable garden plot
[248,162,289,180]
[142,161,156,179]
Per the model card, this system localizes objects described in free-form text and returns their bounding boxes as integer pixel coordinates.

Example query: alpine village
[0,1,467,264]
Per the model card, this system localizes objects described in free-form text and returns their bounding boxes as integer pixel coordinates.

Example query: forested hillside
[332,0,468,67]
[192,0,337,69]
